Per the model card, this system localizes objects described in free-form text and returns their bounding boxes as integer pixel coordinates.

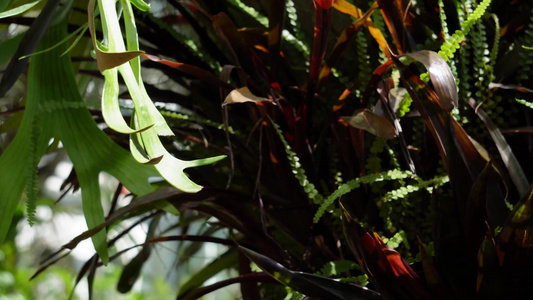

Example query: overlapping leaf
[89,0,226,192]
[0,15,157,264]
[241,246,381,300]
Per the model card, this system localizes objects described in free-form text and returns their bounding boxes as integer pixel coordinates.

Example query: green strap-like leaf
[91,0,226,192]
[0,14,157,264]
[0,0,40,19]
[0,0,60,97]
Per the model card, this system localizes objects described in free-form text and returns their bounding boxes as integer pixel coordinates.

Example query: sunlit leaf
[0,0,40,19]
[222,87,270,106]
[403,51,458,112]
[341,109,396,139]
[88,0,144,72]
[0,15,157,265]
[376,0,410,53]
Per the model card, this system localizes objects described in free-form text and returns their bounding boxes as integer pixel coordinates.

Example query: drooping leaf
[88,0,144,72]
[403,50,458,112]
[141,54,234,90]
[0,14,158,264]
[318,3,377,89]
[222,87,270,106]
[468,99,530,197]
[0,0,41,19]
[240,247,381,300]
[0,0,60,97]
[341,206,436,299]
[177,249,240,299]
[341,109,396,139]
[376,0,412,53]
[90,0,226,192]
[495,186,533,298]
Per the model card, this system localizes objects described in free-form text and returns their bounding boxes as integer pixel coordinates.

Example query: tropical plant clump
[0,0,532,299]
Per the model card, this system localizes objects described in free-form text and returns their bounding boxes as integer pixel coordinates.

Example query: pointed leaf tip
[403,50,458,112]
[222,87,270,106]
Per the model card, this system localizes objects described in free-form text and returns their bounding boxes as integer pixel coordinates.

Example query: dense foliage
[1,0,532,298]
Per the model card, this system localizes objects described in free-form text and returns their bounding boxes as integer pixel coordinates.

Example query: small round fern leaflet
[314,169,413,223]
[270,119,324,204]
[438,0,492,61]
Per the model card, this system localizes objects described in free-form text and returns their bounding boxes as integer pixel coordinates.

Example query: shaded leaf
[180,273,275,300]
[468,99,530,197]
[177,249,239,299]
[318,2,377,88]
[495,186,533,298]
[476,223,504,299]
[117,214,161,293]
[0,0,60,97]
[341,206,435,300]
[240,247,381,300]
[142,53,234,90]
[376,0,411,53]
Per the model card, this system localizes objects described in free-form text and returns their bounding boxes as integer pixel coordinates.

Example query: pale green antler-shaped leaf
[90,0,225,192]
[0,13,158,264]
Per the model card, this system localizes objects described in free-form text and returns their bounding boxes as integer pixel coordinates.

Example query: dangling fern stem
[438,0,492,61]
[270,119,324,204]
[314,169,413,223]
[26,116,40,226]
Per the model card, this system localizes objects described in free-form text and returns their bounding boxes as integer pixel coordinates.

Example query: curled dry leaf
[222,87,270,106]
[341,108,396,139]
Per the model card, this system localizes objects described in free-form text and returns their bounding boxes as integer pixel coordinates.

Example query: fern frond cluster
[438,0,491,61]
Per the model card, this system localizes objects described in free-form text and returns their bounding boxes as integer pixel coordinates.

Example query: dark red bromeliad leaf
[315,0,334,9]
[376,0,412,53]
[391,53,509,298]
[341,206,437,300]
[317,3,377,89]
[479,186,533,298]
